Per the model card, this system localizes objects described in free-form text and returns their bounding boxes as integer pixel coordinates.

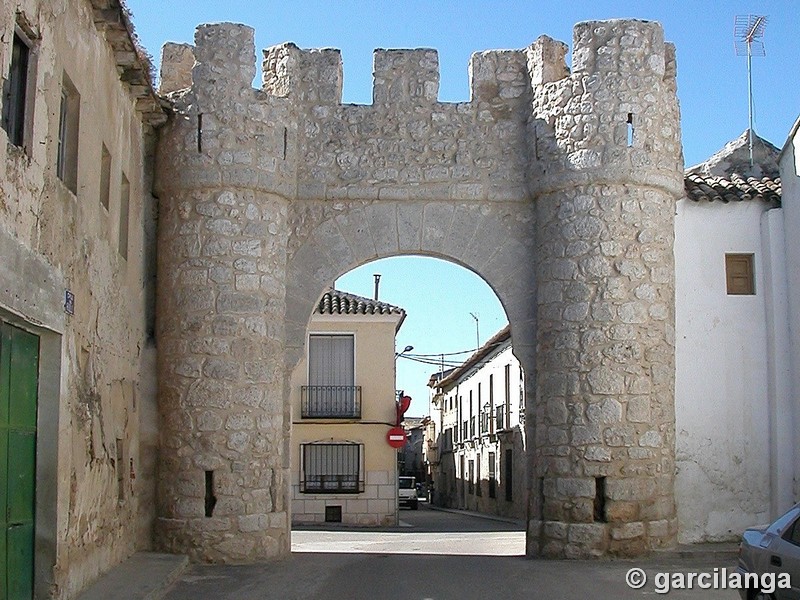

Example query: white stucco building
[674,131,795,543]
[428,326,527,519]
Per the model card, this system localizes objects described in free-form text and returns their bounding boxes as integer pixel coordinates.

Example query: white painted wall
[779,120,800,505]
[675,198,780,542]
[435,340,527,518]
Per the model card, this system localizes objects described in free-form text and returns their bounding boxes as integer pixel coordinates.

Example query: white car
[398,476,418,510]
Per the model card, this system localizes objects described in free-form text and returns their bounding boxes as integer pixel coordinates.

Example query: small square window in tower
[725,254,755,295]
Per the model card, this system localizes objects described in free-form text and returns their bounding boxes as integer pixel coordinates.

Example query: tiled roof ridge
[684,172,781,205]
[316,288,405,317]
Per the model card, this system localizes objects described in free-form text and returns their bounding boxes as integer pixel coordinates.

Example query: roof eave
[778,114,800,163]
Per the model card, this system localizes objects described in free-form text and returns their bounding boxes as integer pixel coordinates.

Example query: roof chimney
[373,273,381,300]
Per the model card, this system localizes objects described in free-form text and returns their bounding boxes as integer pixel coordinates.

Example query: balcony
[301,385,362,418]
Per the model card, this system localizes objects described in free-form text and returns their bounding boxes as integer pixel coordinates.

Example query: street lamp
[395,345,414,358]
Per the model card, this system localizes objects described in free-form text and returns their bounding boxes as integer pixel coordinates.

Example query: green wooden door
[0,323,39,600]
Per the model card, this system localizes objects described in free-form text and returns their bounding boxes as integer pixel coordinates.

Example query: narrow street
[161,505,738,599]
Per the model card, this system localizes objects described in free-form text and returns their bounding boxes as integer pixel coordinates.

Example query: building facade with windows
[429,326,527,520]
[0,1,164,598]
[289,289,406,525]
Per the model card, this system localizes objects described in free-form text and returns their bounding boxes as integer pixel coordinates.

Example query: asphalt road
[291,503,526,556]
[162,505,739,600]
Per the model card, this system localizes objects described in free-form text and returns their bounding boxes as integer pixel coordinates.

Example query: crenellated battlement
[156,19,682,202]
[160,23,548,109]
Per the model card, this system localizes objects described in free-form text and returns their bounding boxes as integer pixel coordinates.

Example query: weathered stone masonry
[154,18,682,560]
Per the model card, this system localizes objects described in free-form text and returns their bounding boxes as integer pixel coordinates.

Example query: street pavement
[161,504,739,600]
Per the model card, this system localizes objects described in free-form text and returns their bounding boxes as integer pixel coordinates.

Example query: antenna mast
[734,14,767,167]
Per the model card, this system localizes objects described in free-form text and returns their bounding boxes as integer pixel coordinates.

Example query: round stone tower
[525,20,683,557]
[154,24,294,561]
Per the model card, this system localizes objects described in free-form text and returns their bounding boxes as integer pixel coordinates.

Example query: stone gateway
[155,19,682,560]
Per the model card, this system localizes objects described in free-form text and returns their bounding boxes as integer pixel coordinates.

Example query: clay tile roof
[316,288,406,322]
[683,130,782,205]
[684,172,782,205]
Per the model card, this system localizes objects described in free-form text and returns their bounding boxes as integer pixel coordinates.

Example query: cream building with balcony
[290,289,406,525]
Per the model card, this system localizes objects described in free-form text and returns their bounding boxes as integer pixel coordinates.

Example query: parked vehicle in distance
[736,502,800,599]
[398,476,418,510]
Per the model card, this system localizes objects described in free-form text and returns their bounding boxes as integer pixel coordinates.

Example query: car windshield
[399,478,415,489]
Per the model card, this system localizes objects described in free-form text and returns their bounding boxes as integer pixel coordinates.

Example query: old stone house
[289,288,405,526]
[2,0,799,596]
[0,1,163,598]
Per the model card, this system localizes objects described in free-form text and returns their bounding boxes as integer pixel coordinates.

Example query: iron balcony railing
[301,385,362,418]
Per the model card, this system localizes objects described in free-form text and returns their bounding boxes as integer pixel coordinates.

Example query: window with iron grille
[304,334,360,418]
[489,374,494,434]
[477,383,481,434]
[504,364,511,430]
[468,460,474,495]
[301,443,363,494]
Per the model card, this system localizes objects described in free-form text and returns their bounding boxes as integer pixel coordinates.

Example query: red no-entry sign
[387,426,407,448]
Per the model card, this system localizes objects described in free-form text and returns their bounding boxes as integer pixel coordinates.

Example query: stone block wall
[291,470,396,526]
[527,20,682,558]
[155,18,683,561]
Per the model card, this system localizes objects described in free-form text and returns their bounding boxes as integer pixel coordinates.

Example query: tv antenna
[734,14,767,167]
[469,312,480,350]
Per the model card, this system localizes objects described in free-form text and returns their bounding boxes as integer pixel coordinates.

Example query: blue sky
[126,0,799,413]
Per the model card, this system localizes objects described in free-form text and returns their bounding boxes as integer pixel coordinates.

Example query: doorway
[0,321,39,599]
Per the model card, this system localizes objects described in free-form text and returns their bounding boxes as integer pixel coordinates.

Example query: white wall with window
[675,134,791,543]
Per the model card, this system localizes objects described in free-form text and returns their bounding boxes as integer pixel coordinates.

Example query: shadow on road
[162,552,738,600]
